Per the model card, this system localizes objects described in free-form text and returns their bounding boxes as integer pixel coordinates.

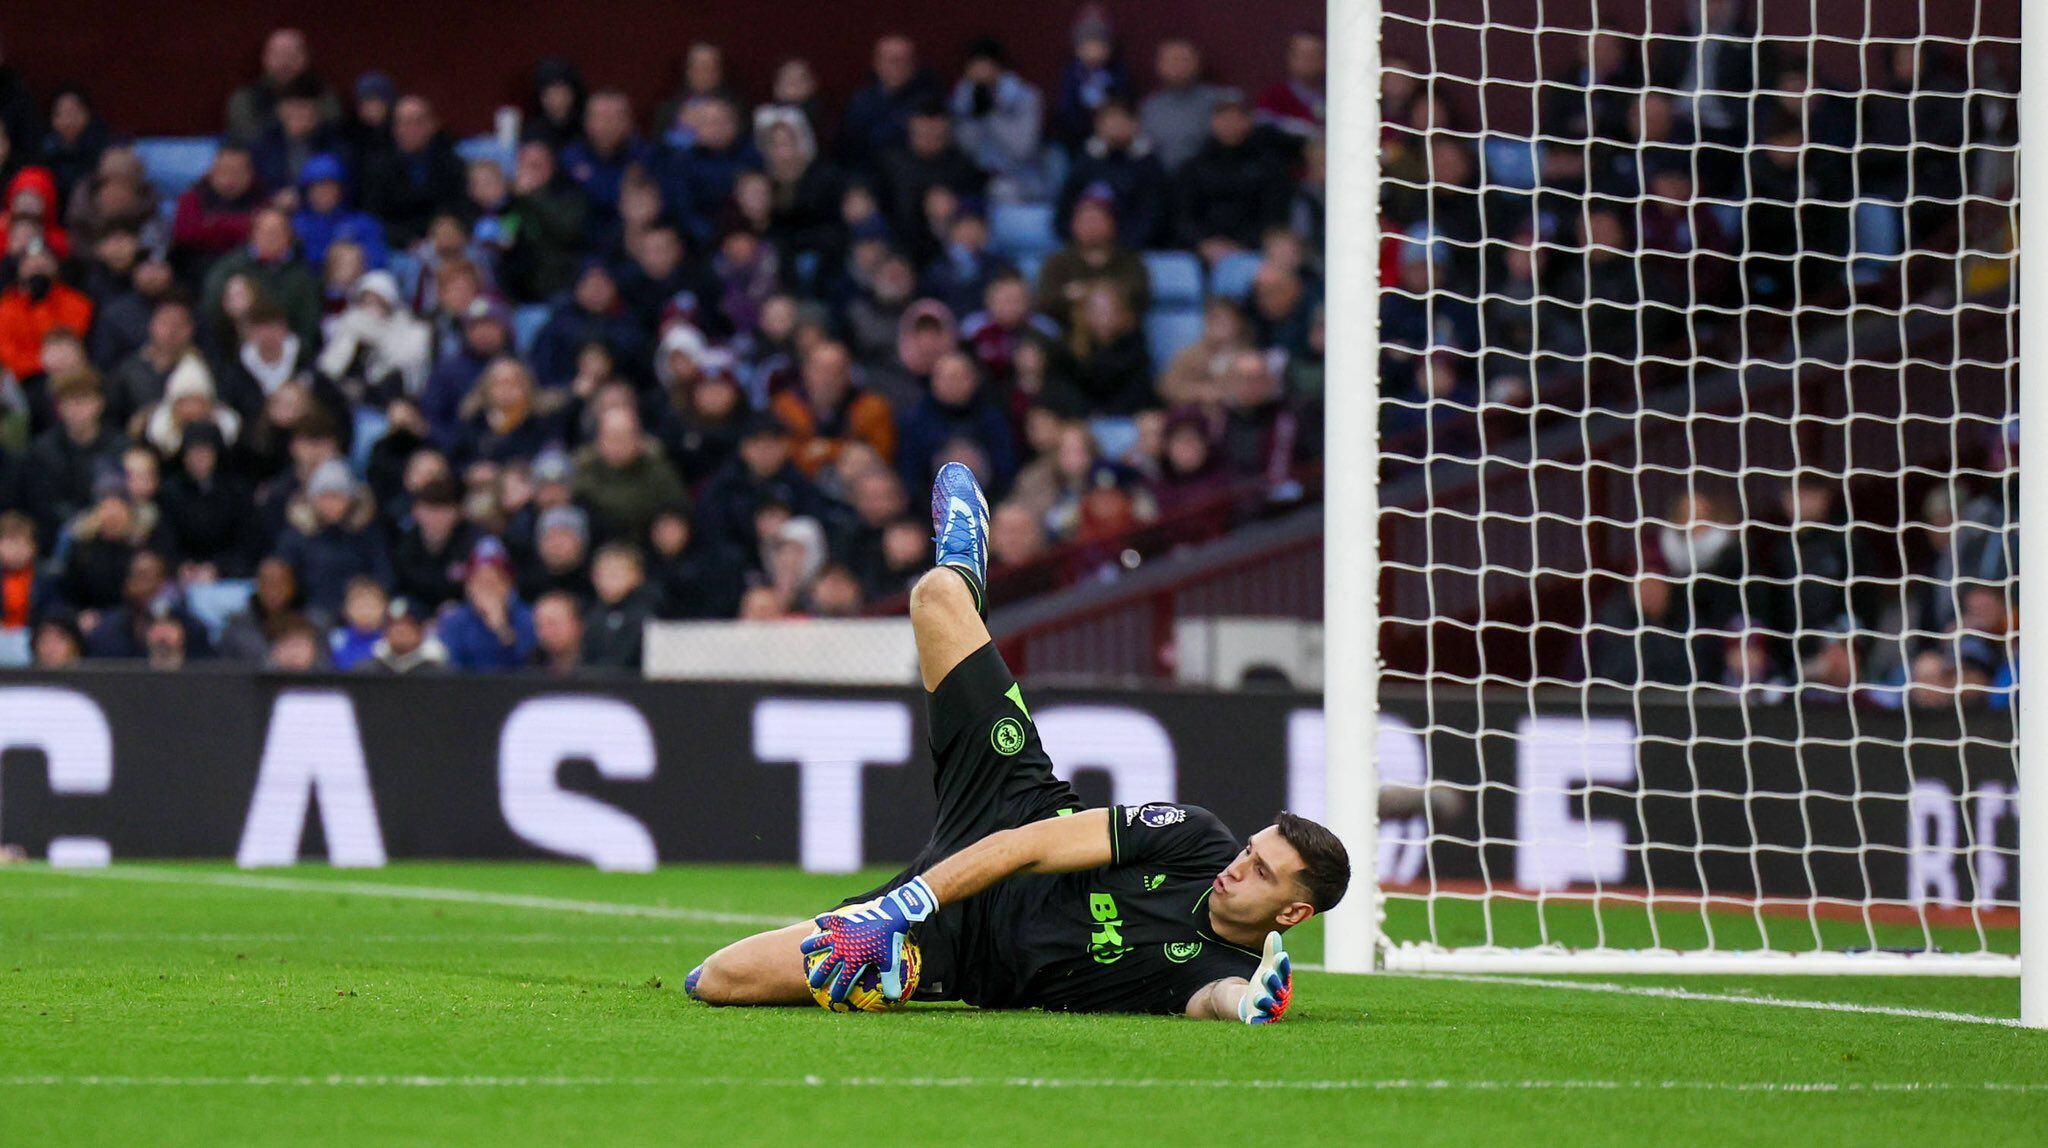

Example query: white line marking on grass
[3,1075,2046,1093]
[1397,972,2028,1029]
[19,866,796,928]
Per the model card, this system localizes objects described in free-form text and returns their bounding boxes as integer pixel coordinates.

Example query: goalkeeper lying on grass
[686,464,1349,1023]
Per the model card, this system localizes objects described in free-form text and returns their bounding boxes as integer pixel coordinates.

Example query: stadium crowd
[0,16,1329,673]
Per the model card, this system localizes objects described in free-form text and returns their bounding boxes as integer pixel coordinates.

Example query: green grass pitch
[3,862,2043,1146]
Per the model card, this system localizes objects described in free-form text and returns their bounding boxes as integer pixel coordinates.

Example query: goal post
[2019,0,2047,1028]
[1323,1,2036,1009]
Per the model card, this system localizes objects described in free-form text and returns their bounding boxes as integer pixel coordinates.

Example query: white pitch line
[17,932,703,945]
[2,1075,2046,1093]
[1397,972,2029,1029]
[15,866,796,928]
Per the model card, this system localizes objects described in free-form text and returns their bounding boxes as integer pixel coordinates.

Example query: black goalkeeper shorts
[836,642,1081,1000]
[842,641,1081,904]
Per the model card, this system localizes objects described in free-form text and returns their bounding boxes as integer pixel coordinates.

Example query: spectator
[530,261,649,388]
[328,574,388,670]
[839,34,942,173]
[1141,39,1227,172]
[920,206,1006,319]
[616,222,723,335]
[1159,297,1252,411]
[291,153,389,270]
[84,549,211,661]
[756,106,846,283]
[4,165,70,258]
[438,536,535,671]
[530,589,585,675]
[1248,260,1315,355]
[215,297,334,430]
[157,421,257,579]
[772,339,896,476]
[67,147,160,252]
[1750,473,1876,673]
[25,369,123,542]
[217,554,320,662]
[362,95,466,248]
[1174,93,1293,264]
[990,499,1050,571]
[876,100,985,242]
[899,350,1016,493]
[649,335,746,487]
[201,209,322,348]
[0,510,46,639]
[33,611,85,667]
[107,299,197,429]
[421,298,511,446]
[40,87,111,205]
[961,271,1059,397]
[1254,31,1326,138]
[363,595,447,673]
[582,542,657,669]
[657,95,760,245]
[1150,407,1236,523]
[524,59,587,152]
[647,504,744,619]
[137,353,242,458]
[266,613,326,670]
[573,405,687,545]
[341,72,397,177]
[171,145,264,276]
[389,476,474,610]
[1058,99,1168,249]
[0,238,93,384]
[698,412,834,551]
[1048,284,1152,416]
[497,141,587,305]
[520,503,593,604]
[559,89,651,247]
[1216,349,1307,489]
[1036,195,1149,332]
[253,75,343,191]
[276,458,391,616]
[1588,571,1714,691]
[1051,6,1132,148]
[454,357,559,466]
[949,37,1048,202]
[317,269,432,402]
[226,28,340,145]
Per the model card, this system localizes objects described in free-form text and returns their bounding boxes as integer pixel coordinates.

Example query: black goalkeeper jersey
[925,803,1264,1015]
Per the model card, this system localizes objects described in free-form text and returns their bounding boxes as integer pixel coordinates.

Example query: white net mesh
[1373,1,2022,969]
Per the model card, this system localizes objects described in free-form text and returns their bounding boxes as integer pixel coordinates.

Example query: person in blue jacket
[437,535,536,671]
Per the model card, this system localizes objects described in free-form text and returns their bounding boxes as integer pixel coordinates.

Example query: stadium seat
[1481,135,1541,191]
[1088,415,1141,463]
[1209,252,1264,301]
[1146,310,1205,374]
[0,627,26,668]
[512,304,551,356]
[991,202,1058,260]
[1852,201,1905,285]
[455,135,513,171]
[1014,252,1045,288]
[133,136,219,199]
[1144,251,1204,310]
[184,580,254,643]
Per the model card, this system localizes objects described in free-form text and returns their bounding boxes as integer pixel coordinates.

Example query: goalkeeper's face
[1208,826,1315,934]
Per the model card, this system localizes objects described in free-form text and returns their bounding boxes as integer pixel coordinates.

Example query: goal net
[1337,1,2025,974]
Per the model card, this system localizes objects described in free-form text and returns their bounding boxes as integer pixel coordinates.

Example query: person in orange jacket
[0,238,93,382]
[770,338,896,477]
[0,166,72,259]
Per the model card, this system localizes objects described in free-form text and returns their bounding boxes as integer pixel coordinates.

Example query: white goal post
[1322,0,2041,1016]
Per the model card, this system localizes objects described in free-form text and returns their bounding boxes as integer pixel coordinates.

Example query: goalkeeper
[685,464,1349,1022]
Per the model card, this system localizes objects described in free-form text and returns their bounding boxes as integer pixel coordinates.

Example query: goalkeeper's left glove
[800,876,937,1004]
[1237,931,1293,1024]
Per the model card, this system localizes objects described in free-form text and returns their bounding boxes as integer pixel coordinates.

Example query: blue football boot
[930,461,990,616]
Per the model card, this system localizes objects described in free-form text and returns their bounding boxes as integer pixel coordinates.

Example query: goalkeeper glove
[800,876,937,1004]
[1237,931,1293,1025]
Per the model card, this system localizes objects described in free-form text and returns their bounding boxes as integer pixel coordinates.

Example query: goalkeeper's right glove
[1237,931,1293,1024]
[800,876,936,1003]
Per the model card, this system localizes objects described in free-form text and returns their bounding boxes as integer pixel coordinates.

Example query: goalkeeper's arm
[919,808,1114,902]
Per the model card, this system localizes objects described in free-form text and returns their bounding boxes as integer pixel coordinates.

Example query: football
[803,933,921,1013]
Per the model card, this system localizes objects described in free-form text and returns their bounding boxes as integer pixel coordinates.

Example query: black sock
[938,561,985,617]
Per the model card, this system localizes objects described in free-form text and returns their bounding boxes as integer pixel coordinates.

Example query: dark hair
[1275,811,1350,914]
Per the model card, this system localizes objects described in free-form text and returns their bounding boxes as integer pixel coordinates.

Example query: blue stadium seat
[512,304,551,356]
[1146,309,1205,372]
[455,135,513,171]
[1481,135,1541,191]
[1014,252,1045,288]
[991,202,1057,260]
[1209,251,1264,301]
[184,580,255,643]
[1088,415,1140,463]
[385,251,422,300]
[0,627,27,668]
[133,137,219,199]
[1852,201,1905,285]
[1144,250,1204,310]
